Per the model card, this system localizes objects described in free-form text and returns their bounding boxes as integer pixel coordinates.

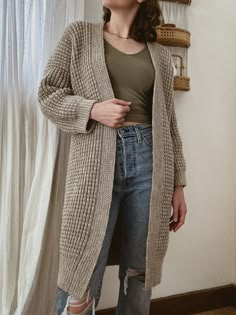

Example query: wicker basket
[156,24,191,47]
[161,0,191,4]
[172,54,190,91]
[174,76,190,91]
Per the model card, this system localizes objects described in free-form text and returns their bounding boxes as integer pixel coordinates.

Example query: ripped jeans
[56,123,153,315]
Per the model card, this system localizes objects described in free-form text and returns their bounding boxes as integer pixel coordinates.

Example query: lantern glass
[167,46,188,77]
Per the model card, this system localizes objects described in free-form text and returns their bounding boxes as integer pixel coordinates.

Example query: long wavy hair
[102,0,164,43]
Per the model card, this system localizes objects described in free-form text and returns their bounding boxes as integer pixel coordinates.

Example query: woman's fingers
[169,200,187,232]
[111,98,132,105]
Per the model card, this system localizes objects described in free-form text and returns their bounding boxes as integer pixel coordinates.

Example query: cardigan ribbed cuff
[174,169,187,188]
[75,98,97,134]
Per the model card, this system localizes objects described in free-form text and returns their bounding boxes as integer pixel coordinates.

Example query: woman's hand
[169,186,187,232]
[90,98,132,128]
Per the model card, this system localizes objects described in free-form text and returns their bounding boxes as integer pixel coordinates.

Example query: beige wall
[84,0,236,310]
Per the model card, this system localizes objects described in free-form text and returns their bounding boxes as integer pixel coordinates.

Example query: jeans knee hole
[127,268,145,281]
[123,267,146,295]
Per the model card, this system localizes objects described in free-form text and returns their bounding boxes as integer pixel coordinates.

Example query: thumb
[172,202,179,222]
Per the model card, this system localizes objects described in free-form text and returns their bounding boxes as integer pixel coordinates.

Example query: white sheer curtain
[159,1,189,29]
[0,1,86,315]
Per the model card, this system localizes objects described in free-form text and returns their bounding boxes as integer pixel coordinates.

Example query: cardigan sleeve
[37,23,97,134]
[170,100,187,188]
[169,55,187,188]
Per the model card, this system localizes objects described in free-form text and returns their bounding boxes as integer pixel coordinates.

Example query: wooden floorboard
[193,307,236,315]
[97,284,236,315]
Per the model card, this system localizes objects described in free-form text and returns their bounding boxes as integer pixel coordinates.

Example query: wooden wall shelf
[161,0,191,5]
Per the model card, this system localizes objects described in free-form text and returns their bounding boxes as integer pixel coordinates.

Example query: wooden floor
[193,307,236,315]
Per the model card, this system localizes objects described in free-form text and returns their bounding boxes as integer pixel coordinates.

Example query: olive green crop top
[104,38,155,125]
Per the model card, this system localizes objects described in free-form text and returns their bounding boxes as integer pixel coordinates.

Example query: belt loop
[134,125,142,143]
[117,128,122,138]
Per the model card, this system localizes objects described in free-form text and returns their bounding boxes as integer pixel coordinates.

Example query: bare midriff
[121,121,151,126]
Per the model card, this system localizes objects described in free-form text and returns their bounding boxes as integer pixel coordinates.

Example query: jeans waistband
[116,123,152,139]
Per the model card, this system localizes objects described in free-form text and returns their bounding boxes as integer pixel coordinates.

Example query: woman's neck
[104,5,140,38]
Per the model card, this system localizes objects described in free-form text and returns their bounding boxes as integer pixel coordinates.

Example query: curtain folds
[0,1,85,314]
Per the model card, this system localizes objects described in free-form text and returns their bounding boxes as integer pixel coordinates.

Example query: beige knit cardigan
[37,20,187,300]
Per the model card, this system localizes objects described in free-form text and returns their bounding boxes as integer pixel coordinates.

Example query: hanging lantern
[172,54,190,91]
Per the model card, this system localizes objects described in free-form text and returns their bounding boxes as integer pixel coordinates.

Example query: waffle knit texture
[37,20,187,300]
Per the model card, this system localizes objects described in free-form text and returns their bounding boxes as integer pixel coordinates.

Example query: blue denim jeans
[56,123,153,315]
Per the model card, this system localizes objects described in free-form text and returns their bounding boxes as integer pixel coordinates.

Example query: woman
[38,0,188,314]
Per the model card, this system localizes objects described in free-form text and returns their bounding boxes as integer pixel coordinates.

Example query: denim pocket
[142,130,153,148]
